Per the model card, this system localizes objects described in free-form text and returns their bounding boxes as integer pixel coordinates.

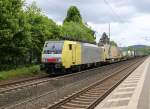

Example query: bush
[0,65,40,80]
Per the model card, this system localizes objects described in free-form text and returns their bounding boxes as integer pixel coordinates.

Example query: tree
[0,0,61,70]
[61,22,95,42]
[0,0,29,69]
[136,47,150,55]
[25,1,60,63]
[62,6,95,42]
[98,32,110,45]
[63,6,82,24]
[127,46,134,51]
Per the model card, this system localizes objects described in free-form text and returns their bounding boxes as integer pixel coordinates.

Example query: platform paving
[95,57,150,109]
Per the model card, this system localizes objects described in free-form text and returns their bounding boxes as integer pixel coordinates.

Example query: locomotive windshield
[43,41,64,54]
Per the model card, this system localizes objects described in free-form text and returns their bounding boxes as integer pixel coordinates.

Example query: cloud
[25,0,137,23]
[89,14,150,46]
[131,0,150,13]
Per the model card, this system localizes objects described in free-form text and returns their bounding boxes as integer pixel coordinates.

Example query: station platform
[95,57,150,109]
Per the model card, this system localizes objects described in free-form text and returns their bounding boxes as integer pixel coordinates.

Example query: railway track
[0,74,49,88]
[0,75,51,94]
[43,57,145,109]
[0,59,131,95]
[0,57,146,109]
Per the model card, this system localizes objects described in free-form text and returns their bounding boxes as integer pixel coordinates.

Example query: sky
[25,0,150,47]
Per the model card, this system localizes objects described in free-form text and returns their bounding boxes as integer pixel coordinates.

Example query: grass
[0,65,41,80]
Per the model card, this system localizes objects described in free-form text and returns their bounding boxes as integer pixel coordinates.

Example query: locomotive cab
[41,41,64,72]
[41,40,81,73]
[41,40,104,74]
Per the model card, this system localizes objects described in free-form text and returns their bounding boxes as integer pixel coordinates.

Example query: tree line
[0,0,95,70]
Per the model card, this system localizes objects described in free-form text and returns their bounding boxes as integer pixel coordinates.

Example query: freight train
[40,32,140,74]
[40,39,123,73]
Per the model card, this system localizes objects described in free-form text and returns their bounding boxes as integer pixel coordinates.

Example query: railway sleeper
[88,88,108,92]
[82,93,101,97]
[74,97,94,102]
[71,99,92,104]
[85,91,103,94]
[79,95,98,99]
[64,102,89,108]
[61,105,85,109]
[77,96,96,101]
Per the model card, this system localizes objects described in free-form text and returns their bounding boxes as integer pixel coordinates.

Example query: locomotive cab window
[43,41,64,54]
[69,44,72,50]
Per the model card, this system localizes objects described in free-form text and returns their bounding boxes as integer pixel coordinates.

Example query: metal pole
[109,23,110,38]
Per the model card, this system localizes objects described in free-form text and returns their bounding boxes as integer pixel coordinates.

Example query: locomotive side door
[72,44,76,64]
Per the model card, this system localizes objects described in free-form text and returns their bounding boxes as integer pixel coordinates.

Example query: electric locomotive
[41,40,105,73]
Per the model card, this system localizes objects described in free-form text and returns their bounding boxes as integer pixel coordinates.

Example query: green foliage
[61,22,95,42]
[137,47,150,55]
[25,2,60,62]
[0,65,40,80]
[0,0,60,70]
[0,0,29,69]
[62,6,95,42]
[127,46,134,51]
[64,6,82,24]
[127,46,150,55]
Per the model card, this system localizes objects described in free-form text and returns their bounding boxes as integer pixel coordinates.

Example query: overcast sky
[26,0,150,47]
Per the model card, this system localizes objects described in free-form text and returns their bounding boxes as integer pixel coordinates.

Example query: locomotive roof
[45,40,97,45]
